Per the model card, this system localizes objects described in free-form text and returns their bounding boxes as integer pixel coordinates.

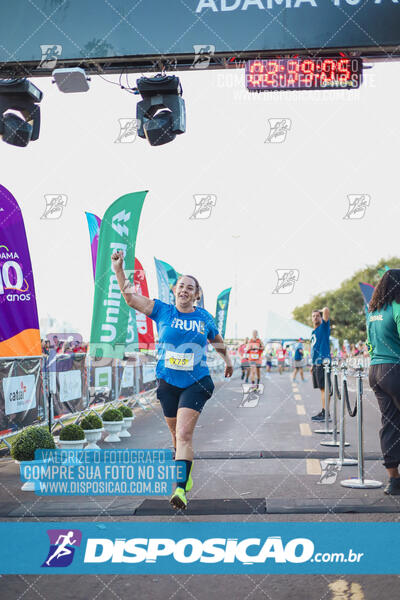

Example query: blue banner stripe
[0,523,398,574]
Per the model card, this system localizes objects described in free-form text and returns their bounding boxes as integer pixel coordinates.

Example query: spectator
[367,269,400,495]
[310,306,331,422]
[238,337,249,381]
[292,338,305,382]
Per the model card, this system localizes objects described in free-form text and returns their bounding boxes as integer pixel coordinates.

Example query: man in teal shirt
[367,269,400,496]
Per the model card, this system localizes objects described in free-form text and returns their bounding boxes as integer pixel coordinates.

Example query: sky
[1,61,400,340]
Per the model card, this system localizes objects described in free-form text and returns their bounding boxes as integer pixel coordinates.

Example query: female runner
[112,250,233,509]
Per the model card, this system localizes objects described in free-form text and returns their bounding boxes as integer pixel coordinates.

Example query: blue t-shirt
[294,344,303,361]
[311,320,331,364]
[149,299,219,388]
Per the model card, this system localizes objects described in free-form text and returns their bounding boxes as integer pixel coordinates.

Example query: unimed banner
[215,287,231,339]
[89,191,147,360]
[0,357,43,434]
[48,353,87,418]
[0,185,41,357]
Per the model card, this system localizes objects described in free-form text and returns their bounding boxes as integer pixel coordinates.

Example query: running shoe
[185,463,193,493]
[311,409,332,422]
[169,486,187,509]
[311,409,326,421]
[384,477,400,495]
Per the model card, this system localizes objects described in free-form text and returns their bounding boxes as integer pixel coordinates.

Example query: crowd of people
[41,336,88,356]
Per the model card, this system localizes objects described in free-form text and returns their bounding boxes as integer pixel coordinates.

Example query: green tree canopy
[292,258,400,344]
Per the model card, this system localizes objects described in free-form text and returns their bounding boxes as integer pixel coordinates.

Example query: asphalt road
[1,367,398,599]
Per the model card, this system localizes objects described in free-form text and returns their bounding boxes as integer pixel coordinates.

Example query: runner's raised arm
[112,250,154,316]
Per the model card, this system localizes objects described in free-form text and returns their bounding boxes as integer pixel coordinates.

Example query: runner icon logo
[42,529,82,568]
[191,45,215,69]
[39,44,62,69]
[272,269,299,294]
[115,118,139,143]
[41,195,67,220]
[189,195,217,220]
[240,383,264,407]
[265,119,291,144]
[343,195,371,220]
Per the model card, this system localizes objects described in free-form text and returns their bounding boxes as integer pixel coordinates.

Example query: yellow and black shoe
[169,486,187,510]
[185,462,193,493]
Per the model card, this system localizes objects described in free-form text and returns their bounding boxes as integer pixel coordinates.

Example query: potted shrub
[80,413,104,449]
[118,405,135,438]
[11,426,55,491]
[101,408,123,442]
[58,423,86,450]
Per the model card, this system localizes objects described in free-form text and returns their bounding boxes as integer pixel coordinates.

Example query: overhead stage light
[136,74,186,146]
[0,78,43,147]
[52,67,90,93]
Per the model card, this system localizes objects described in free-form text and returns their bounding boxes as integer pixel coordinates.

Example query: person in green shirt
[367,269,400,495]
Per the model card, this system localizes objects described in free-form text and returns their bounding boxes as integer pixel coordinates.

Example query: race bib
[250,352,259,360]
[165,351,194,371]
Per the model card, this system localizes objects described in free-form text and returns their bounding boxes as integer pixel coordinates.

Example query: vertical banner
[133,258,154,350]
[359,282,375,311]
[154,257,172,304]
[154,258,180,304]
[89,191,147,359]
[0,185,41,357]
[85,212,102,279]
[197,286,205,308]
[215,287,231,339]
[86,214,153,352]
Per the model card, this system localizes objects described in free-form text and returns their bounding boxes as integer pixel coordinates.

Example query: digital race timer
[245,57,362,92]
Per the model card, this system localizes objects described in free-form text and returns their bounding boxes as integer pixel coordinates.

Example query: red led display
[245,58,362,91]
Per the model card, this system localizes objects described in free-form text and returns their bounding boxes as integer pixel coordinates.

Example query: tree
[292,258,400,344]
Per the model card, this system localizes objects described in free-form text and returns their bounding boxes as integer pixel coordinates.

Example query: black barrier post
[341,364,382,489]
[320,359,344,447]
[326,364,355,466]
[314,358,336,435]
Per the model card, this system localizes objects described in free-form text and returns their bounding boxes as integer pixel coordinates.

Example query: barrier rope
[343,378,357,417]
[334,371,341,400]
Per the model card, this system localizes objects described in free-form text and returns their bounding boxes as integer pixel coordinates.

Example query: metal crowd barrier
[311,360,382,489]
[340,364,382,489]
[0,350,237,452]
[314,359,334,435]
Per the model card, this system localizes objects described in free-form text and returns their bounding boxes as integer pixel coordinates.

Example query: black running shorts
[156,375,215,418]
[312,364,325,390]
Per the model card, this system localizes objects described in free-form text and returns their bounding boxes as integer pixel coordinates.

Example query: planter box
[119,417,135,438]
[58,439,86,450]
[103,421,123,443]
[83,427,104,450]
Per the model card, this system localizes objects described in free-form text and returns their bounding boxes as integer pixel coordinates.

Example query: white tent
[264,310,339,348]
[264,311,313,342]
